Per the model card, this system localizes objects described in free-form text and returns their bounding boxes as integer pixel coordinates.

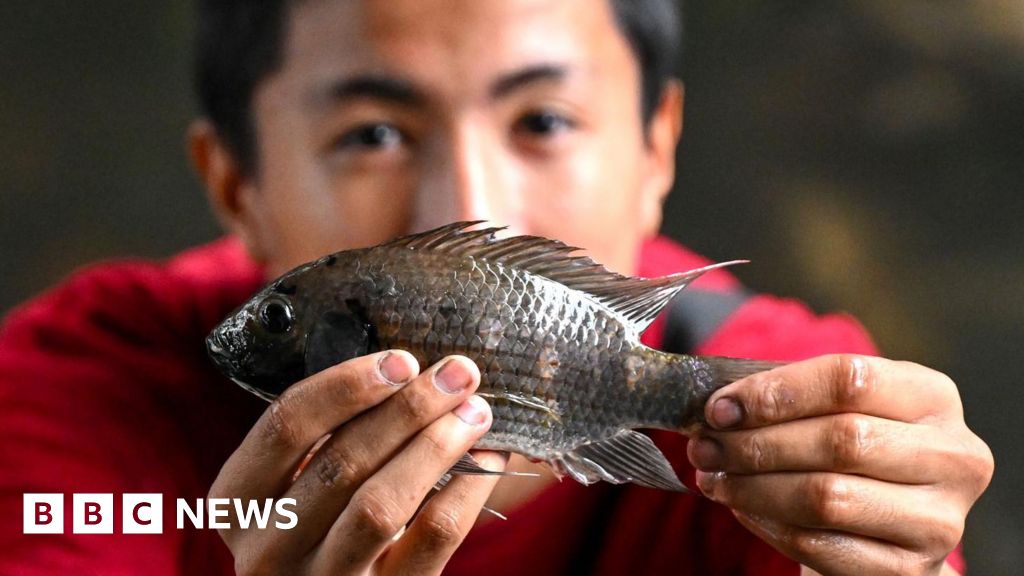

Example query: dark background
[1,1,1021,572]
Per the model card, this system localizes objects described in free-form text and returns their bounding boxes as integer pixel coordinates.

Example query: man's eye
[336,123,404,150]
[515,111,575,136]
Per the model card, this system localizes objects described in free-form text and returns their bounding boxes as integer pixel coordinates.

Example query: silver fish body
[208,222,778,490]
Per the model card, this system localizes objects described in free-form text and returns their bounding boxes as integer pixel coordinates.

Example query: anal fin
[552,430,687,492]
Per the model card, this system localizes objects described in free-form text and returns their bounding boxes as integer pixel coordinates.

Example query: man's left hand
[687,354,993,576]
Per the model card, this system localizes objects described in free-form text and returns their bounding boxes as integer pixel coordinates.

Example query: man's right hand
[209,350,503,575]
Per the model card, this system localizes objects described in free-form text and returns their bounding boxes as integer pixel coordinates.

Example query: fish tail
[704,356,785,389]
[546,352,781,493]
[685,355,784,430]
[630,350,784,432]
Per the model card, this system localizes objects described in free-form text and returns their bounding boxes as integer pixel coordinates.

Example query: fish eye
[258,297,294,334]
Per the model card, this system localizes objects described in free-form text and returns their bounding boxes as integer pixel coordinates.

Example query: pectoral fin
[551,430,687,492]
[433,471,508,520]
[449,452,539,477]
[432,453,538,521]
[304,312,371,376]
[477,392,562,423]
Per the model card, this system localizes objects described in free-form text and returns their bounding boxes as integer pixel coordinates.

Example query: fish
[207,221,781,491]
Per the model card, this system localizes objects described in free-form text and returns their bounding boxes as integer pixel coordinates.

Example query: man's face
[205,0,681,278]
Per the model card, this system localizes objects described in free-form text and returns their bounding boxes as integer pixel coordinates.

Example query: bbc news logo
[24,494,297,534]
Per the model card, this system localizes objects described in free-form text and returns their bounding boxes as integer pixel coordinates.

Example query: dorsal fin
[583,261,746,332]
[382,221,745,334]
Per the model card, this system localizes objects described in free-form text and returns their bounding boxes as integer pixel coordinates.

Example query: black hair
[608,0,682,131]
[195,0,681,173]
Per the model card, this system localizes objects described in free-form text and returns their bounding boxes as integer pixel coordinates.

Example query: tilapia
[207,222,779,491]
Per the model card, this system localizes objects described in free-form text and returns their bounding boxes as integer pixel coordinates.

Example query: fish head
[206,282,311,401]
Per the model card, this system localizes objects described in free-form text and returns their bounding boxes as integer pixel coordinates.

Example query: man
[0,1,992,574]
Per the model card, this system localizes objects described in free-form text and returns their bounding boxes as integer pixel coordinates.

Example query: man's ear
[638,80,684,238]
[188,119,267,263]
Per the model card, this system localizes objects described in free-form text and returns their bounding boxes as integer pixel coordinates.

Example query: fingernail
[454,395,490,426]
[710,397,743,429]
[695,470,725,498]
[378,351,414,386]
[434,358,473,394]
[690,437,723,471]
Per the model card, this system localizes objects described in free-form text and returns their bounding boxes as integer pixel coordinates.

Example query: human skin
[190,0,993,574]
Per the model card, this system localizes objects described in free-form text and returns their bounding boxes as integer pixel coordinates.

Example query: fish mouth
[206,324,301,402]
[207,333,277,402]
[206,329,247,374]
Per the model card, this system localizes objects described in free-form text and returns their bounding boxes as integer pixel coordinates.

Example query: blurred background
[1,1,1020,572]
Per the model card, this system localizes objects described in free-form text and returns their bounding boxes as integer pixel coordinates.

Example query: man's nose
[413,125,516,230]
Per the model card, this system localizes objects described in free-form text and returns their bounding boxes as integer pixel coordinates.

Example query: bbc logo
[23,493,162,534]
[24,493,298,534]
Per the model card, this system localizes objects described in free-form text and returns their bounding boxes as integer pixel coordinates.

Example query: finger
[211,352,416,533]
[308,395,493,574]
[732,512,939,576]
[695,471,965,554]
[704,355,962,430]
[277,356,481,556]
[688,414,966,484]
[381,450,509,575]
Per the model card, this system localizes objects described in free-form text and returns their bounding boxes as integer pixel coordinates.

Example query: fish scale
[365,251,623,448]
[207,222,782,491]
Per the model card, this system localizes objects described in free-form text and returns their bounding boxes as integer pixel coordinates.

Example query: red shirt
[0,237,957,574]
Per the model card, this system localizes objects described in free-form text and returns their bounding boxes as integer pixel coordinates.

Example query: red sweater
[0,236,941,574]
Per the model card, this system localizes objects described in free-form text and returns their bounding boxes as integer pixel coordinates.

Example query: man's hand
[210,350,504,575]
[687,355,993,576]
